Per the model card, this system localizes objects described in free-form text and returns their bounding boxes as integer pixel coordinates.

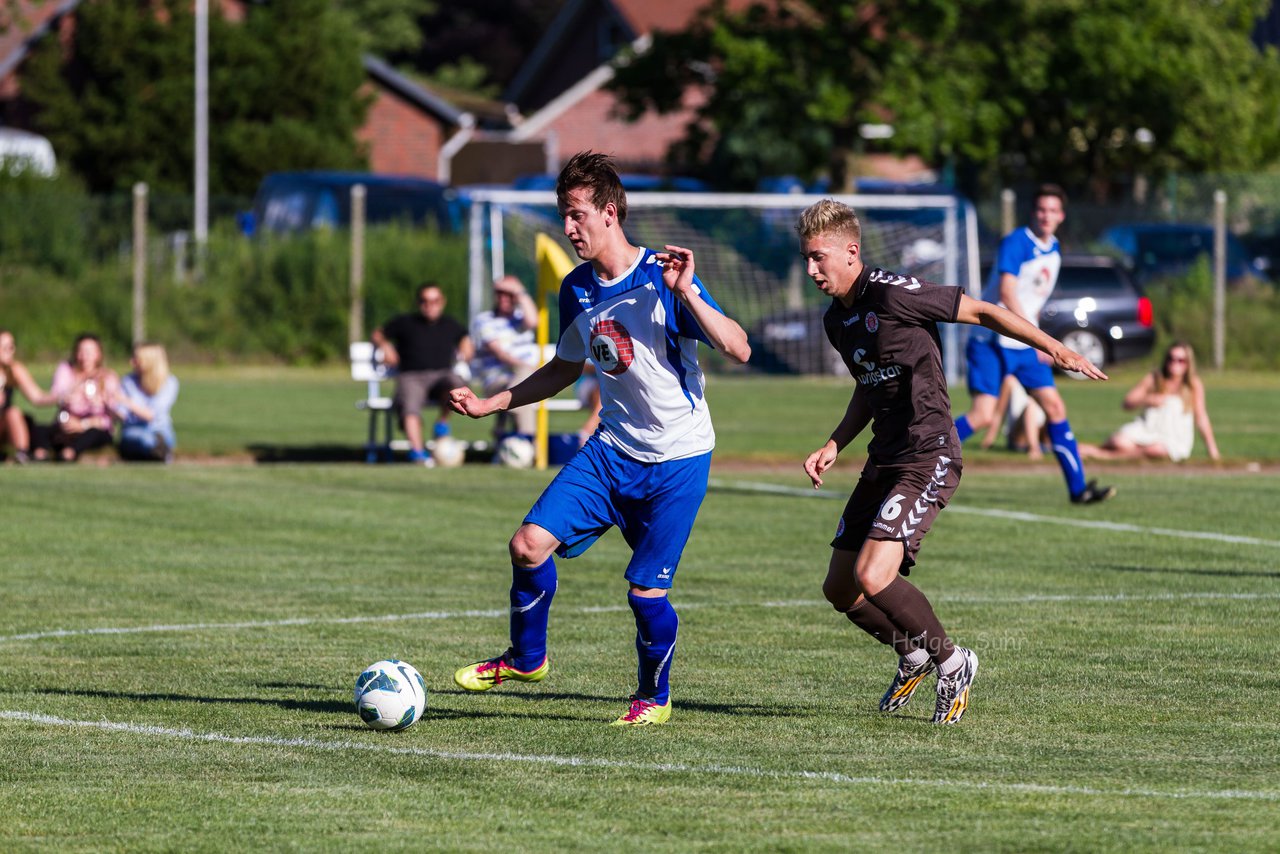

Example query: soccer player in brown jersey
[796,199,1107,724]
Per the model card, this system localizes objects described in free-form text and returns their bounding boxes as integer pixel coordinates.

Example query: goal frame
[465,190,982,385]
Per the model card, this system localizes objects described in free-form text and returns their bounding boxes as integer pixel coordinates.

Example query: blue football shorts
[967,336,1055,396]
[1000,344,1056,390]
[524,437,712,589]
[965,334,1005,398]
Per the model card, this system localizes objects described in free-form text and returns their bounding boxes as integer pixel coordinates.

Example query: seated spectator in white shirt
[471,275,540,437]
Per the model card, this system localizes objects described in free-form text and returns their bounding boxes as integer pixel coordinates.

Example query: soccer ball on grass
[431,436,466,468]
[354,659,427,731]
[496,435,535,469]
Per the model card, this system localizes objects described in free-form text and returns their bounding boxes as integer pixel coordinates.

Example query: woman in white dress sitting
[1081,341,1220,462]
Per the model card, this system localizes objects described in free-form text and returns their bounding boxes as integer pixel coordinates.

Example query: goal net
[464,190,981,384]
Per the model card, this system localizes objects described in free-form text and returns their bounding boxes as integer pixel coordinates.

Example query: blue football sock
[628,592,678,705]
[508,557,556,671]
[955,415,974,443]
[1047,419,1087,498]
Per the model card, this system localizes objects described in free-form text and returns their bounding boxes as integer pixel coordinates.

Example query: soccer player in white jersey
[448,152,751,726]
[954,185,1114,504]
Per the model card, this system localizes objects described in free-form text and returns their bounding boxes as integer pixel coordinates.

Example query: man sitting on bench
[372,282,473,466]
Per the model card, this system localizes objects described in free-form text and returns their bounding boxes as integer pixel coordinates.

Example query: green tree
[341,0,436,56]
[611,0,966,191]
[610,0,1280,196]
[22,0,369,197]
[962,0,1280,198]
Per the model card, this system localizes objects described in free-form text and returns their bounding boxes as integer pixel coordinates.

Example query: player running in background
[796,200,1106,724]
[449,152,751,726]
[953,185,1114,505]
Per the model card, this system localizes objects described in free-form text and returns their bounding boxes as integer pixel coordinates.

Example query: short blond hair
[133,342,170,396]
[796,199,861,243]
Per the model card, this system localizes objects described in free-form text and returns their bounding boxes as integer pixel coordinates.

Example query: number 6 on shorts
[879,493,905,521]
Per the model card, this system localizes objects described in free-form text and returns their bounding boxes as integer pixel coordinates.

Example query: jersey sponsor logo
[842,313,861,327]
[850,346,901,387]
[578,296,593,304]
[865,312,879,333]
[590,318,635,375]
[857,364,902,386]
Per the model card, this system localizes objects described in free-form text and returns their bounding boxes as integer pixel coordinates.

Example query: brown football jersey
[823,265,964,465]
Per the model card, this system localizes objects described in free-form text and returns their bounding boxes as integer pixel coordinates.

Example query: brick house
[494,0,739,176]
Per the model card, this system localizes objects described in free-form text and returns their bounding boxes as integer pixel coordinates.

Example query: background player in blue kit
[953,185,1115,505]
[448,152,751,726]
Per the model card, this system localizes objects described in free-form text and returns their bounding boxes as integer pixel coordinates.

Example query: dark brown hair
[556,151,627,224]
[1034,183,1068,209]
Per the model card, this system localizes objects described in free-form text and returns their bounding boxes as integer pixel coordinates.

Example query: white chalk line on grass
[708,478,1280,549]
[5,592,1279,645]
[763,592,1280,608]
[0,710,1273,803]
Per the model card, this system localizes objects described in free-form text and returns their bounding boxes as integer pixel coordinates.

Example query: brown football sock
[846,599,917,656]
[865,576,955,667]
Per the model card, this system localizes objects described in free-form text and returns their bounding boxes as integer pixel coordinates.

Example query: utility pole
[194,0,208,249]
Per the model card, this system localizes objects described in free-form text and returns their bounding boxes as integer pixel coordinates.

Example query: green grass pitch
[1,367,1277,850]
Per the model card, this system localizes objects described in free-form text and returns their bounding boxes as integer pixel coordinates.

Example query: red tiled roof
[609,0,757,35]
[538,86,707,171]
[0,0,72,78]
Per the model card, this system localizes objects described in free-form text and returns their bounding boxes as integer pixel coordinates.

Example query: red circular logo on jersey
[590,318,634,375]
[865,312,879,333]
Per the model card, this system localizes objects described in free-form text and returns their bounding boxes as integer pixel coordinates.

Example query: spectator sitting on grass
[1081,341,1220,463]
[116,342,179,463]
[35,333,120,462]
[0,328,55,463]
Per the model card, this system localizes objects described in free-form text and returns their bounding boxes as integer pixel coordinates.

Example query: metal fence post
[1001,188,1015,236]
[132,182,148,345]
[349,184,366,345]
[1213,190,1226,370]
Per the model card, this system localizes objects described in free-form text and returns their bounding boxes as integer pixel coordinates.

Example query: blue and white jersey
[471,309,540,387]
[980,227,1061,349]
[556,247,722,463]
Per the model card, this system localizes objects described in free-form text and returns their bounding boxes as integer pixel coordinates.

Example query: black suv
[1038,254,1155,370]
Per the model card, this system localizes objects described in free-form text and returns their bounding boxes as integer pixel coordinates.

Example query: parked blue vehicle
[1098,223,1267,285]
[239,172,460,235]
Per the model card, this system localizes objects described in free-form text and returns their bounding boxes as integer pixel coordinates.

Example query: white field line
[708,478,1280,549]
[762,592,1280,608]
[1,710,1274,803]
[4,592,1279,645]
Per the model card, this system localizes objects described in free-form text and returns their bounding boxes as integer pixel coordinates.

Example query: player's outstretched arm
[956,294,1108,380]
[655,244,752,364]
[805,386,871,489]
[449,355,583,419]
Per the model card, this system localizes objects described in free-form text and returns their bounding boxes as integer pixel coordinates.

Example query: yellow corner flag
[534,233,577,469]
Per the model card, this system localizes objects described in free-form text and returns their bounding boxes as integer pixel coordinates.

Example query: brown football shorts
[830,452,962,574]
